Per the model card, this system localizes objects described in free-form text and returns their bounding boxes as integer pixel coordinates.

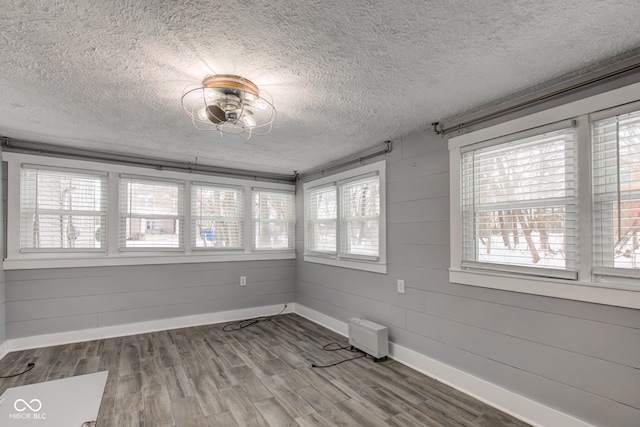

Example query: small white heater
[348,317,389,360]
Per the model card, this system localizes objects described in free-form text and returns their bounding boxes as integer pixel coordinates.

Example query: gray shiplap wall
[5,259,294,338]
[294,130,640,427]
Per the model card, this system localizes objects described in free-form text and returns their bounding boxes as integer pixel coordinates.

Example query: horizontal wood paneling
[391,327,640,427]
[5,260,295,339]
[387,196,450,223]
[420,291,640,368]
[406,309,640,408]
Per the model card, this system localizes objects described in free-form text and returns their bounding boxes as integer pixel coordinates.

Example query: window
[306,185,337,254]
[449,82,640,308]
[5,153,295,269]
[461,126,578,279]
[20,165,107,252]
[252,189,295,250]
[340,175,381,258]
[592,109,640,276]
[303,161,386,273]
[192,184,243,249]
[120,176,185,249]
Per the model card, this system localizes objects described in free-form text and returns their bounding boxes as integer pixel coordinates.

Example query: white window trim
[3,152,295,270]
[449,81,640,309]
[118,174,186,252]
[303,160,387,274]
[190,182,245,251]
[252,188,296,251]
[18,164,108,254]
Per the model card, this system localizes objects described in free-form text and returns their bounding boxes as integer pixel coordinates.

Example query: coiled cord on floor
[222,304,287,332]
[311,342,369,368]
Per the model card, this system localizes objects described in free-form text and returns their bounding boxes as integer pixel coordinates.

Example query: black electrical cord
[312,353,368,368]
[311,342,369,368]
[0,362,35,378]
[222,304,287,332]
[321,343,361,352]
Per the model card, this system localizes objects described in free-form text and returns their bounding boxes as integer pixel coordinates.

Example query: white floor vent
[348,317,389,361]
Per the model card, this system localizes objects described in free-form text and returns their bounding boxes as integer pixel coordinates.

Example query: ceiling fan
[181,74,276,139]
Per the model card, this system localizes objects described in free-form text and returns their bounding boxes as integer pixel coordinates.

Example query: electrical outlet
[397,279,405,294]
[240,276,246,286]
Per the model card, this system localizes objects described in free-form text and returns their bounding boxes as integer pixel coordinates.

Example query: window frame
[119,175,186,251]
[252,188,296,251]
[303,160,387,274]
[305,183,338,256]
[3,152,295,269]
[449,82,640,309]
[191,182,245,251]
[591,102,640,280]
[19,164,107,253]
[460,122,579,280]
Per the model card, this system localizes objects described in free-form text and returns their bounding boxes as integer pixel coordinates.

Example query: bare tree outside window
[463,129,577,272]
[593,110,640,270]
[192,185,243,248]
[20,168,106,251]
[253,191,294,250]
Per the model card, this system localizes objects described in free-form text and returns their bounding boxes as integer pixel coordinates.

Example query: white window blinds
[20,166,107,251]
[119,176,185,249]
[592,109,640,273]
[305,185,337,254]
[461,128,578,278]
[252,190,295,250]
[339,175,380,259]
[192,184,244,249]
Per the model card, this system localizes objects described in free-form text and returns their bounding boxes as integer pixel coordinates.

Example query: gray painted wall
[4,259,294,339]
[294,132,640,426]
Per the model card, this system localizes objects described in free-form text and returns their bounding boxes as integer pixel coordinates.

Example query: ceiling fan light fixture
[181,74,276,139]
[243,114,256,128]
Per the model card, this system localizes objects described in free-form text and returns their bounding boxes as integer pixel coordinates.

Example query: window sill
[4,251,296,270]
[449,268,640,309]
[304,254,387,274]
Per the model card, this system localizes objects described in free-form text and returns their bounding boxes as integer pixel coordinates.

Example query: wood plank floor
[0,313,531,426]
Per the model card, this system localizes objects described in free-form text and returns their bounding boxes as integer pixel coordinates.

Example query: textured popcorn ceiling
[1,1,640,174]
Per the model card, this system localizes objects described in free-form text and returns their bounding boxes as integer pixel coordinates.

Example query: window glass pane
[306,186,337,253]
[340,176,380,257]
[20,167,106,250]
[462,128,577,273]
[253,190,294,250]
[122,218,182,248]
[593,109,640,270]
[120,177,184,248]
[192,185,243,248]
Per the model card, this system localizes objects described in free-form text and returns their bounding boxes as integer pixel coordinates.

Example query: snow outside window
[592,109,640,277]
[461,127,578,279]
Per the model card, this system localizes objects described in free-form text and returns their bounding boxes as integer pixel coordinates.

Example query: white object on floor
[0,371,108,426]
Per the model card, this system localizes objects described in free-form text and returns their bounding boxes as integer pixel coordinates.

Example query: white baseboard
[5,303,293,353]
[1,302,593,427]
[294,303,595,427]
